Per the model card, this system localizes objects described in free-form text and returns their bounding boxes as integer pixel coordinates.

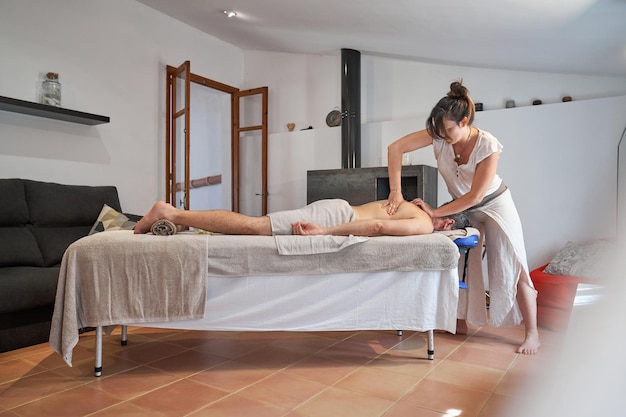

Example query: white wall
[243,52,339,134]
[0,0,242,215]
[245,51,626,134]
[361,56,626,124]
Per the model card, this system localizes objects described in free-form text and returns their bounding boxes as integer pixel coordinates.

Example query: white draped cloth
[433,129,534,327]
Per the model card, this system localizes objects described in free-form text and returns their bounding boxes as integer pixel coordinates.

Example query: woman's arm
[385,129,433,214]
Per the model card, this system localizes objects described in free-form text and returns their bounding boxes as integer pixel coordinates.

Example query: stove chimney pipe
[341,48,361,169]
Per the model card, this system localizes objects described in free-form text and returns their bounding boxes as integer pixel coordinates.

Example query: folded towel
[151,219,181,235]
[436,227,480,248]
[437,227,479,241]
[275,234,369,255]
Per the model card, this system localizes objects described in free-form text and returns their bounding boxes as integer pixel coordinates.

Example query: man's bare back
[352,200,430,222]
[292,200,434,236]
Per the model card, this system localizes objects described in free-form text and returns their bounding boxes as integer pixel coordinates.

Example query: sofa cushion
[30,226,92,267]
[24,180,122,226]
[0,266,61,314]
[0,179,29,226]
[22,180,124,266]
[0,306,55,352]
[0,228,44,267]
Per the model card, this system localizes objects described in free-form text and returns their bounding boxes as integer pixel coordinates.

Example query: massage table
[49,230,461,376]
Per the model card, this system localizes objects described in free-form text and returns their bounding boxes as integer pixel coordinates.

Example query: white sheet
[134,269,459,333]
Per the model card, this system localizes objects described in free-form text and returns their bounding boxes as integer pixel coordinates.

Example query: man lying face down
[134,199,469,237]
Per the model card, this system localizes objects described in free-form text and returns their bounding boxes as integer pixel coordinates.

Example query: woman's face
[441,117,467,144]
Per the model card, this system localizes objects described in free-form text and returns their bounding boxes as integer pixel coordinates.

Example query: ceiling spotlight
[223,10,237,18]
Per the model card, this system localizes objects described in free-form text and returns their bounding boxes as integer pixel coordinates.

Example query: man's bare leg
[516,275,541,355]
[134,201,272,235]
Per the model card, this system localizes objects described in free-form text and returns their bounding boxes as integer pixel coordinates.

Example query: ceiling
[137,0,626,77]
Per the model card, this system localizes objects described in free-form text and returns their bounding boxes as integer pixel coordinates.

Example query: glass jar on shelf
[41,72,61,107]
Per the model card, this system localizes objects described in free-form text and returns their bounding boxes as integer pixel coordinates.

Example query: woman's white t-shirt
[432,128,503,199]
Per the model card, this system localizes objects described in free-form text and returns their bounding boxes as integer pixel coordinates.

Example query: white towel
[437,227,480,241]
[275,234,369,255]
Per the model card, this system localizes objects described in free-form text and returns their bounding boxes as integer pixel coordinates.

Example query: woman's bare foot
[516,329,540,355]
[134,201,175,234]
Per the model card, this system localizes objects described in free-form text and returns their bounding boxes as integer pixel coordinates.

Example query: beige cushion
[544,240,615,280]
[89,204,136,235]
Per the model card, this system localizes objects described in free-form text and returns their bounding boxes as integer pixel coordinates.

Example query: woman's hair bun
[448,80,468,99]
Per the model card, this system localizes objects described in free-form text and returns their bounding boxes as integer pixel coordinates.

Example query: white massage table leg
[94,326,103,377]
[427,329,434,360]
[396,330,434,360]
[94,325,129,376]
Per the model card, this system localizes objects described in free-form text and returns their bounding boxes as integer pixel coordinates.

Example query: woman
[384,81,539,354]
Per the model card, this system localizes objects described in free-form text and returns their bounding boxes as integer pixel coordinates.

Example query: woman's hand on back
[382,190,404,215]
[411,198,434,217]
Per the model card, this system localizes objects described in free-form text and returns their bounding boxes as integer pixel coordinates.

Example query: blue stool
[453,234,479,289]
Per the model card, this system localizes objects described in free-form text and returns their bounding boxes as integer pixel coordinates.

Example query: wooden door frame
[165,61,190,208]
[166,63,268,213]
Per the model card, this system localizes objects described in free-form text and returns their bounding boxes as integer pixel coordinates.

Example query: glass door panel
[239,130,263,216]
[188,84,231,210]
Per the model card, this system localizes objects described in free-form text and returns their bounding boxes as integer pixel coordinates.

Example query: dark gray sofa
[0,178,138,352]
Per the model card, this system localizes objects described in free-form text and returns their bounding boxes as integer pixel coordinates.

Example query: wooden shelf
[0,95,110,125]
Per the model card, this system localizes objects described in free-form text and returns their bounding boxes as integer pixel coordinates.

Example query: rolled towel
[150,219,182,235]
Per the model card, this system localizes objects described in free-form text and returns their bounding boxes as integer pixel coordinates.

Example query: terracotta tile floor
[0,325,564,417]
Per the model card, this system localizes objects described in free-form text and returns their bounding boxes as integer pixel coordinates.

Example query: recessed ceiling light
[223,10,237,18]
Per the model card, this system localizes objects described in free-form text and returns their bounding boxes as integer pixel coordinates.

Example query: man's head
[432,211,470,231]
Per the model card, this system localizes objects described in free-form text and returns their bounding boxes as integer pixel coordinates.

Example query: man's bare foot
[516,329,540,355]
[134,201,175,234]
